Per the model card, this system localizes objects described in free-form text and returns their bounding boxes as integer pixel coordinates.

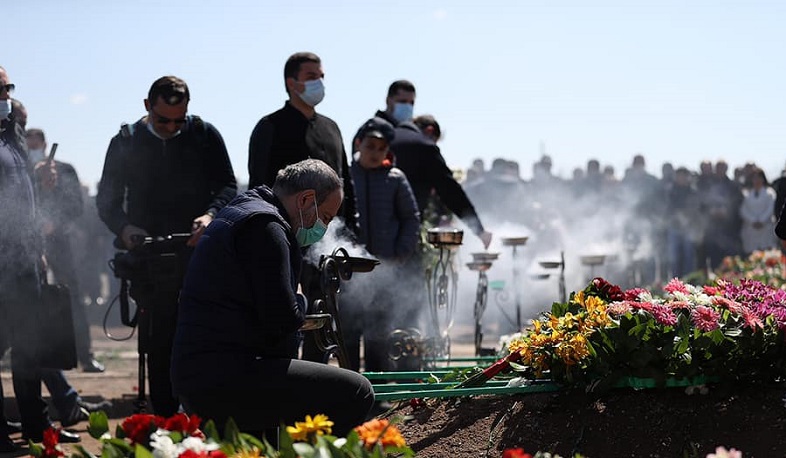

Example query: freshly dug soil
[396,383,786,458]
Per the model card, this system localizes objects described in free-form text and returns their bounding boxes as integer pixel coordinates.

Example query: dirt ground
[5,323,786,458]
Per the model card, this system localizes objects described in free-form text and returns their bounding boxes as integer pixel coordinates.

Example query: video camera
[109,233,191,285]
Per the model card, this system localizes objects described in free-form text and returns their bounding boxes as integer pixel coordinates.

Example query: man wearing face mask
[172,159,374,438]
[248,52,359,363]
[96,76,237,416]
[0,66,81,450]
[25,128,105,374]
[356,80,492,249]
[248,51,357,233]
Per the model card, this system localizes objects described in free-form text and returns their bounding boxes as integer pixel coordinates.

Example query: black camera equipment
[108,233,190,412]
[305,247,379,369]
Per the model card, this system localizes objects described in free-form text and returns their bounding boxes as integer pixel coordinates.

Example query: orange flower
[353,419,407,450]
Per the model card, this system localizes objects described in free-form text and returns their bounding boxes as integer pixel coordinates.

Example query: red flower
[121,413,165,445]
[164,413,202,436]
[41,427,64,458]
[502,448,533,458]
[179,450,227,458]
[587,277,624,302]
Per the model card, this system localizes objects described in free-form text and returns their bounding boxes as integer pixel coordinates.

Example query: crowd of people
[464,153,785,287]
[2,50,786,450]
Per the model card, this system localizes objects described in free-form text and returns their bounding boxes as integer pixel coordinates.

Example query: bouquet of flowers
[505,277,786,388]
[715,249,786,290]
[29,412,414,458]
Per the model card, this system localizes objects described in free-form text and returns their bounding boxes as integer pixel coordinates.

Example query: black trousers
[180,358,374,437]
[131,285,180,416]
[0,271,51,438]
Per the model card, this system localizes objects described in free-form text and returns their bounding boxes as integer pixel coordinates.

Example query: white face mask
[297,79,325,107]
[28,148,46,164]
[0,99,11,120]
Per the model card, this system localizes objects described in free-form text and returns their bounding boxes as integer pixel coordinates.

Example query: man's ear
[297,189,316,209]
[143,99,150,112]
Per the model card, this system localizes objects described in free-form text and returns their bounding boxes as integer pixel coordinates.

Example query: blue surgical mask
[295,200,328,247]
[297,79,325,107]
[392,102,413,123]
[0,99,11,120]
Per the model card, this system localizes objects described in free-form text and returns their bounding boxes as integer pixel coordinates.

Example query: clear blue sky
[6,0,786,192]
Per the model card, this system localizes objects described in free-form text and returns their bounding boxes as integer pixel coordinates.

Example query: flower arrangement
[29,412,413,458]
[505,276,786,388]
[714,249,786,290]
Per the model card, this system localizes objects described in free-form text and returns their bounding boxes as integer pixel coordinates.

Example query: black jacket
[358,112,485,236]
[172,186,304,393]
[96,117,237,237]
[248,102,358,233]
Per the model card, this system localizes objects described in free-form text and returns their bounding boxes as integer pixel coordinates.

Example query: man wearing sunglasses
[96,76,237,416]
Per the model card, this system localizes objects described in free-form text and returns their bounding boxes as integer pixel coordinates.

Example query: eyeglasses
[150,108,187,126]
[1,84,15,93]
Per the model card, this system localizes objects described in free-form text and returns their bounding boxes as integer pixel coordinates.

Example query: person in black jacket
[359,80,492,249]
[96,76,237,416]
[248,52,359,362]
[172,159,373,437]
[25,128,105,373]
[0,66,81,450]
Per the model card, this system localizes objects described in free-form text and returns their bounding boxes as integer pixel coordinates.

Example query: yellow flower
[354,419,407,450]
[286,414,334,442]
[231,448,262,458]
[573,290,586,305]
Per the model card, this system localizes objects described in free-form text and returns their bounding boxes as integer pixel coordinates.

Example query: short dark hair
[25,127,45,143]
[273,159,343,204]
[284,52,321,92]
[413,114,441,141]
[387,80,416,98]
[147,76,190,106]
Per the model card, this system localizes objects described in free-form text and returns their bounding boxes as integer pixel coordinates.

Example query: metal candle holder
[467,252,499,357]
[501,236,528,330]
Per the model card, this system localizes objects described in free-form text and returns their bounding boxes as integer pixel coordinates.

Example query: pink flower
[624,287,648,301]
[741,309,764,331]
[607,301,633,317]
[712,296,743,315]
[691,306,721,332]
[650,304,678,326]
[668,300,693,310]
[631,301,655,313]
[664,278,690,295]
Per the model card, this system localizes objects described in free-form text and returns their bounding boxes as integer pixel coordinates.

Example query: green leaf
[114,424,126,439]
[278,424,297,458]
[88,411,110,439]
[239,432,266,450]
[203,419,220,442]
[105,438,133,453]
[134,443,154,458]
[28,442,44,458]
[223,417,241,446]
[100,443,127,458]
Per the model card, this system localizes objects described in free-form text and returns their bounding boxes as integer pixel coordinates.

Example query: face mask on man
[392,102,414,123]
[295,199,328,247]
[0,99,11,120]
[297,79,325,107]
[28,148,45,164]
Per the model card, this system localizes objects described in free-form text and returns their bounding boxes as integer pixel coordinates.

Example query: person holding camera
[96,76,237,416]
[172,159,374,437]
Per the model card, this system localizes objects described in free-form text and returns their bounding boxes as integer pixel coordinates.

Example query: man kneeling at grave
[171,159,374,436]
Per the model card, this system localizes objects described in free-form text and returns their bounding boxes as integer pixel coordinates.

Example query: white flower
[638,291,655,303]
[150,434,178,458]
[180,436,209,452]
[100,432,112,441]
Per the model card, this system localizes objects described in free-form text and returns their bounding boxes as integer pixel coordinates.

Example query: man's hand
[479,231,493,250]
[121,224,149,250]
[33,160,57,190]
[187,213,214,247]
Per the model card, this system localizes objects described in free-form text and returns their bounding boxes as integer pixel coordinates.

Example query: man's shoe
[60,406,89,428]
[78,399,113,413]
[5,420,22,434]
[81,358,105,373]
[25,428,81,444]
[0,436,15,453]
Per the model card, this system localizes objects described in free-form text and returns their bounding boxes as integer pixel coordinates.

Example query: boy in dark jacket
[344,117,420,372]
